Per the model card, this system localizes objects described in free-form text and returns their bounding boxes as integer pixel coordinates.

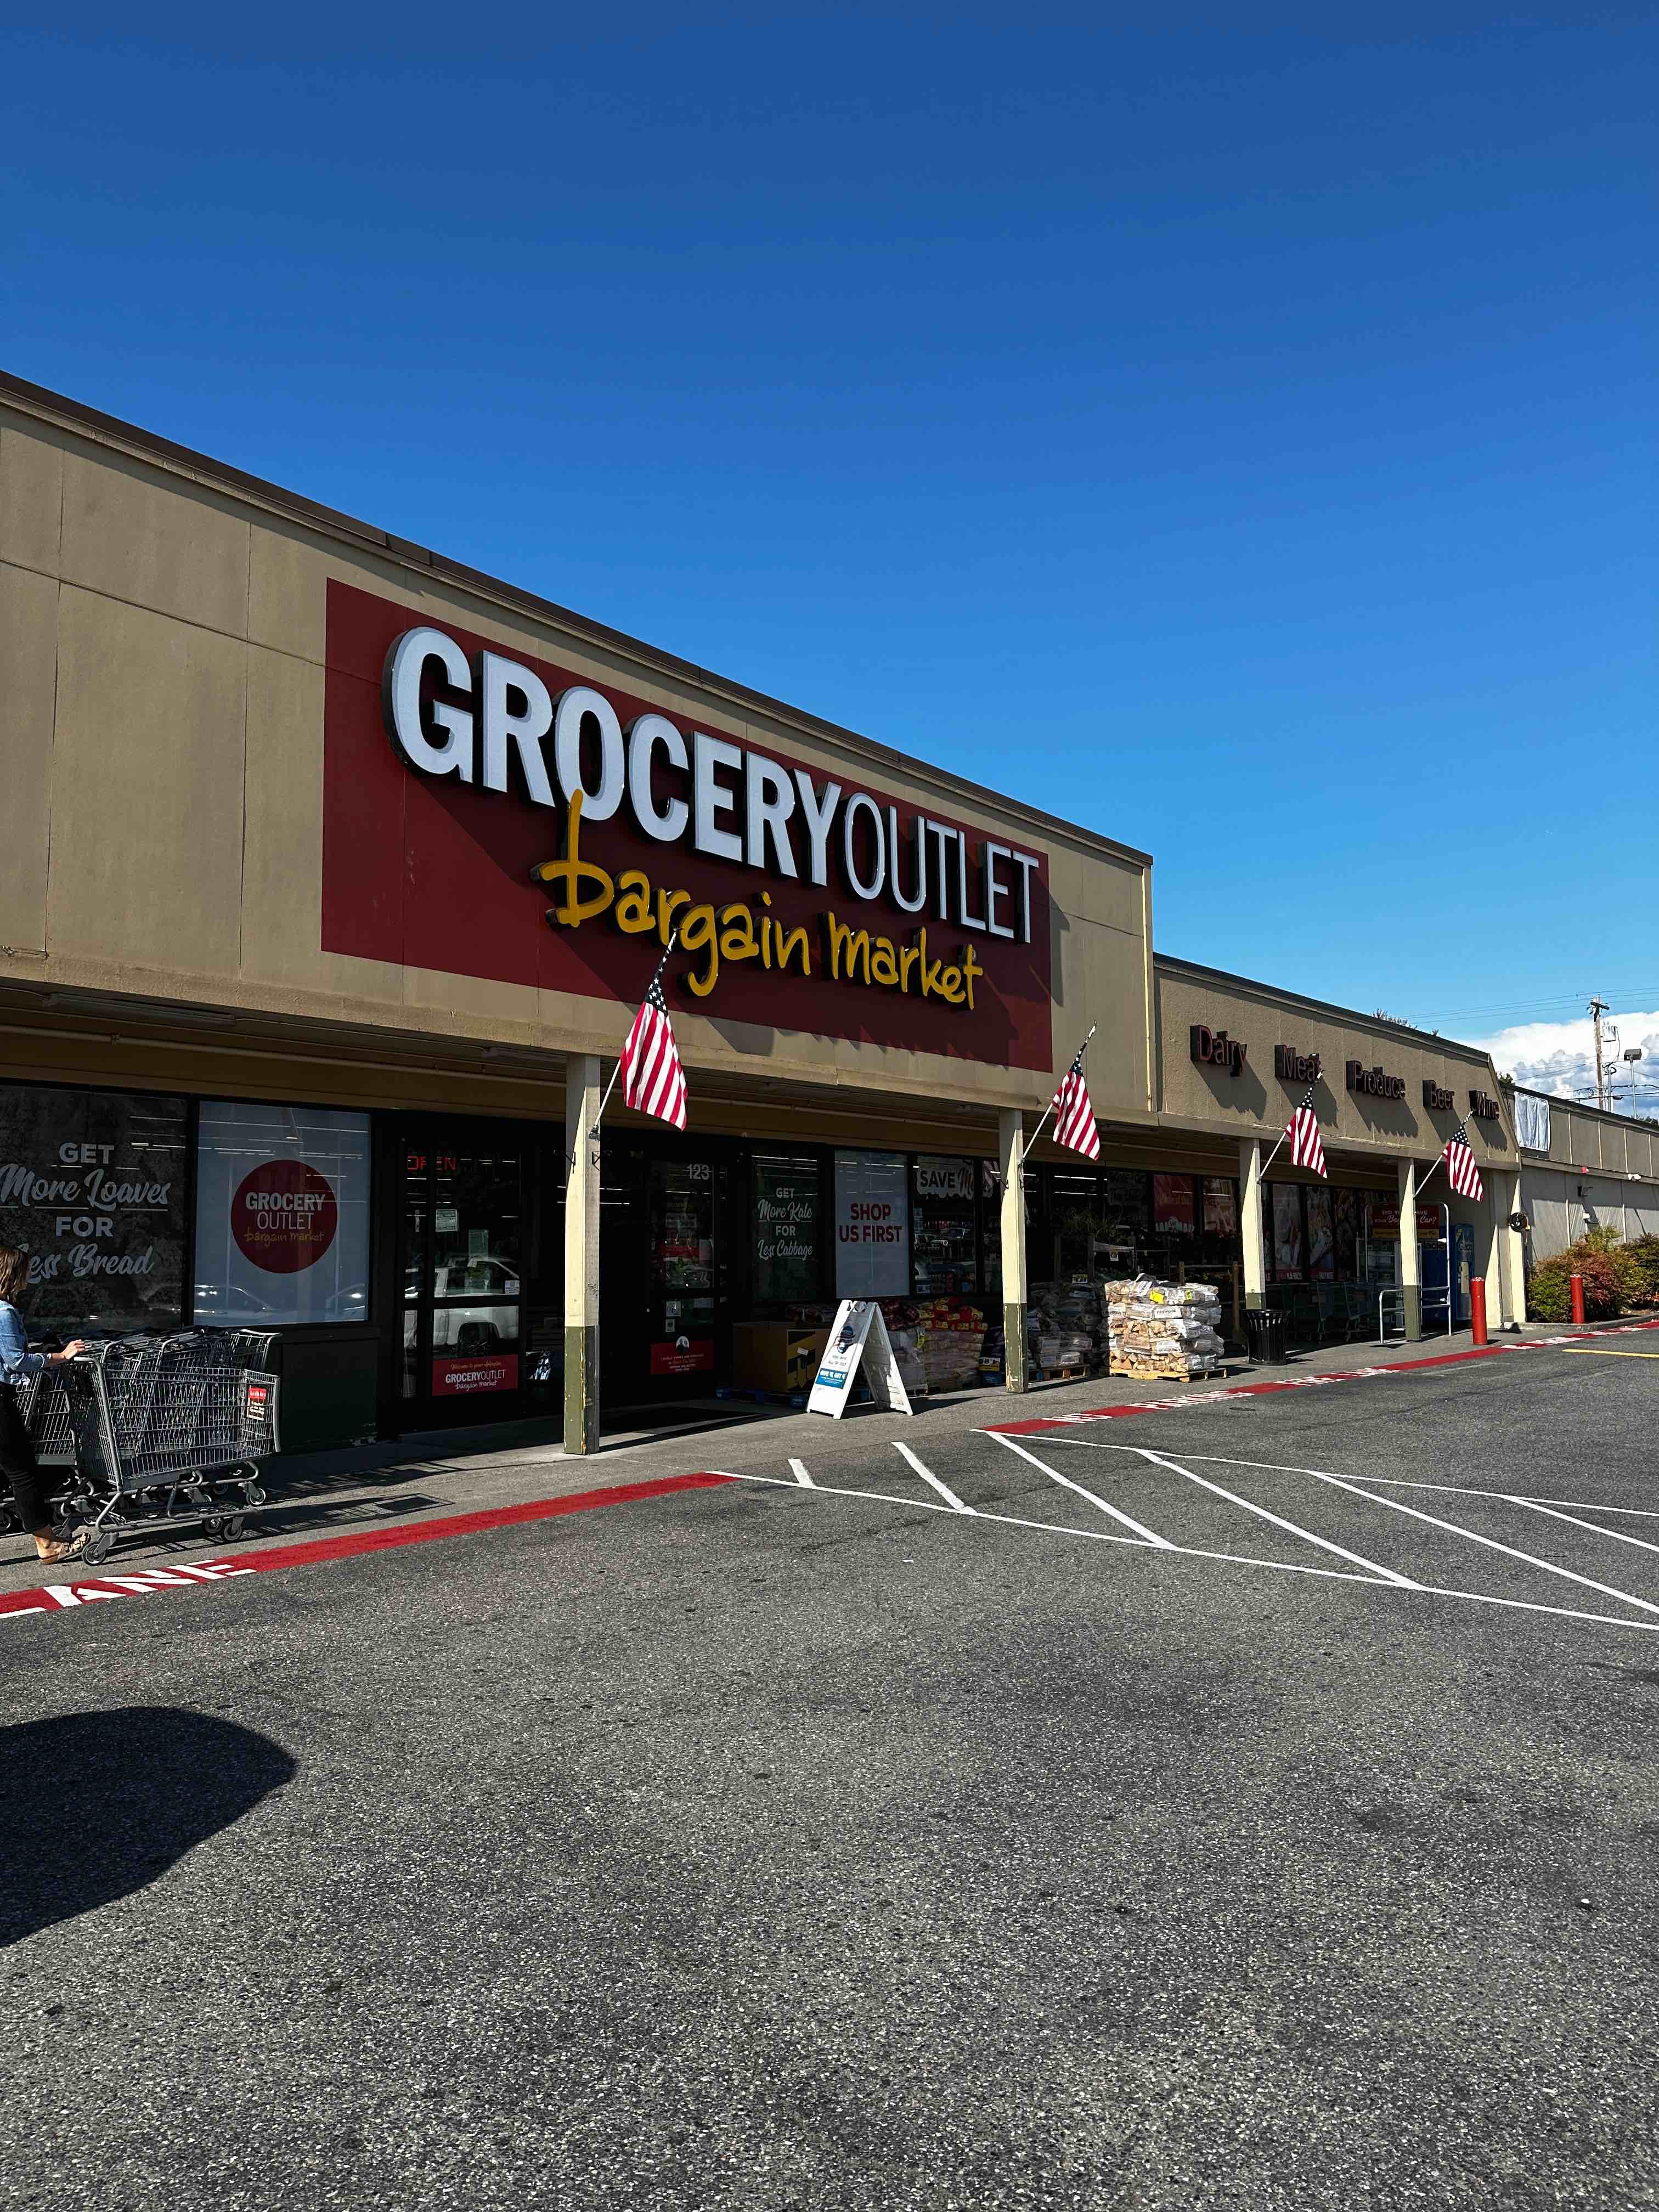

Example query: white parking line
[1306,1468,1659,1620]
[712,1470,1659,1637]
[1044,1442,1659,1525]
[987,1431,1173,1547]
[788,1458,815,1487]
[1134,1447,1419,1588]
[892,1442,975,1514]
[1509,1497,1659,1561]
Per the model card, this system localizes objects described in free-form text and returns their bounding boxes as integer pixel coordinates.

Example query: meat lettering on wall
[0,1086,188,1333]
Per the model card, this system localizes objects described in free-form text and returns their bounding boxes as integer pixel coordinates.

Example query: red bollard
[1470,1278,1488,1347]
[1570,1272,1586,1325]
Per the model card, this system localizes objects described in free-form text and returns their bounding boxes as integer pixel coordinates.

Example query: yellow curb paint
[1563,1347,1659,1359]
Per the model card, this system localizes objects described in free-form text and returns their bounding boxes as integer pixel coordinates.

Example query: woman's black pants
[0,1384,53,1532]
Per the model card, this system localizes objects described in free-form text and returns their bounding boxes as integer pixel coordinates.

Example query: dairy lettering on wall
[0,1085,188,1333]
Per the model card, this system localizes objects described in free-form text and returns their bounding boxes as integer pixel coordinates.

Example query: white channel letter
[842,791,887,900]
[792,770,842,887]
[383,627,474,781]
[926,821,957,922]
[627,713,689,842]
[955,833,988,932]
[693,732,746,861]
[746,754,798,876]
[1014,851,1041,945]
[479,651,556,807]
[888,808,928,913]
[552,686,625,820]
[983,843,1015,938]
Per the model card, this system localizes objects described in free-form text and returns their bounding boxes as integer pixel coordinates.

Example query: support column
[1239,1138,1267,1311]
[1498,1169,1526,1329]
[563,1054,601,1455]
[1398,1158,1421,1341]
[999,1109,1028,1392]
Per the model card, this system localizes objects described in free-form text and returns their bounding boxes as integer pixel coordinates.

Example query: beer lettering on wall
[1423,1080,1454,1113]
[321,583,1056,1071]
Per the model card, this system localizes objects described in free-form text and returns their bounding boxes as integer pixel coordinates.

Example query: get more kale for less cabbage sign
[0,1086,188,1333]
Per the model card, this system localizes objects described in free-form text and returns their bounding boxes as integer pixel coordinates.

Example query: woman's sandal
[34,1532,89,1566]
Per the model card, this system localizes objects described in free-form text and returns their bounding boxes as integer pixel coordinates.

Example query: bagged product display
[1104,1276,1225,1381]
[910,1297,986,1391]
[1030,1277,1105,1373]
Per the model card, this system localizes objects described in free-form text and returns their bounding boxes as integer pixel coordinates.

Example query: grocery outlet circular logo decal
[232,1159,338,1274]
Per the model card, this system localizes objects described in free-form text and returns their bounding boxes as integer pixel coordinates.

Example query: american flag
[1285,1081,1327,1177]
[1444,1118,1484,1200]
[620,973,687,1131]
[1049,1043,1101,1160]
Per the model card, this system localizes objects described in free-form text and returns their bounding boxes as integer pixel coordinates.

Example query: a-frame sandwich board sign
[806,1299,914,1419]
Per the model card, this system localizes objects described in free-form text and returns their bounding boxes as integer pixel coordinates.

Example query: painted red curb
[986,1321,1659,1436]
[0,1469,733,1622]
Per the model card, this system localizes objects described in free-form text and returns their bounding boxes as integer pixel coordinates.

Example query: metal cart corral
[52,1330,281,1566]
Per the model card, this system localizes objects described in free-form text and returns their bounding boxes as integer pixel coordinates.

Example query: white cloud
[1469,1009,1659,1109]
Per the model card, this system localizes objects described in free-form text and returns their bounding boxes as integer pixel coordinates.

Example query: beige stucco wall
[1155,958,1516,1175]
[0,387,1156,1125]
[1530,1093,1659,1181]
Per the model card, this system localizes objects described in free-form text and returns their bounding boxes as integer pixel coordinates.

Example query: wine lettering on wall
[0,1085,188,1333]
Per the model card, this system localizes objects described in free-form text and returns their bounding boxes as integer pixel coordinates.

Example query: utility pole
[1590,996,1609,1113]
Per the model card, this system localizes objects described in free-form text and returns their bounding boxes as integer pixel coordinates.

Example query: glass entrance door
[400,1125,526,1425]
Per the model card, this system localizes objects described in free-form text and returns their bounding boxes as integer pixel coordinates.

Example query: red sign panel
[232,1158,338,1275]
[650,1339,715,1378]
[321,582,1054,1070]
[432,1352,520,1397]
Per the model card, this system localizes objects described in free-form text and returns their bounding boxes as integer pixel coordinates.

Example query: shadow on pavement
[0,1706,297,1946]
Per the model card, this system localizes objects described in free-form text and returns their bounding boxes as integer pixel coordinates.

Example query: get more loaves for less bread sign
[321,584,1055,1070]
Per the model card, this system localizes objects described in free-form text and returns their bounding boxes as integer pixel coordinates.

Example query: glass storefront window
[1270,1184,1305,1280]
[1097,1170,1149,1274]
[0,1082,188,1336]
[1306,1188,1335,1278]
[195,1101,371,1328]
[753,1154,823,1308]
[912,1156,977,1297]
[834,1151,910,1298]
[430,1143,521,1291]
[650,1159,716,1377]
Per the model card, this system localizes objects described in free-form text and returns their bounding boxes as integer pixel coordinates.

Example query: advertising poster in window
[1271,1184,1305,1278]
[1152,1173,1196,1237]
[911,1155,977,1295]
[1201,1178,1238,1239]
[1306,1188,1335,1278]
[195,1102,371,1327]
[753,1155,822,1307]
[0,1083,188,1334]
[834,1151,910,1298]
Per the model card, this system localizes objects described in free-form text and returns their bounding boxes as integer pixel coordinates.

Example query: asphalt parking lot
[4,1342,1657,2209]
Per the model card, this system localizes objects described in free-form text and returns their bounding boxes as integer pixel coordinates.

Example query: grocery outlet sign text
[322,583,1057,1070]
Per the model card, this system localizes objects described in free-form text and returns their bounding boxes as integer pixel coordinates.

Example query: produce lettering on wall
[0,1087,187,1332]
[321,582,1055,1071]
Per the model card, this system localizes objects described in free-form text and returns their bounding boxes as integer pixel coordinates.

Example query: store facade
[0,371,1552,1451]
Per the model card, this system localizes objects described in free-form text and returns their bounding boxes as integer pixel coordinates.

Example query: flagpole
[1026,1025,1095,1151]
[567,930,679,1182]
[1256,1127,1290,1180]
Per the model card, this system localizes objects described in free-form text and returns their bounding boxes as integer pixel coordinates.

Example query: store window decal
[0,1084,187,1334]
[195,1102,371,1327]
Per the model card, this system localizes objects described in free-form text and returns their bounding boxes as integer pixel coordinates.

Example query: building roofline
[0,368,1153,871]
[1155,951,1498,1067]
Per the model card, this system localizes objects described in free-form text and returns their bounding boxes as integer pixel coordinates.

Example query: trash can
[1244,1307,1288,1366]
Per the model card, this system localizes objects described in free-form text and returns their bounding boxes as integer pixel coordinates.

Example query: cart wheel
[222,1514,246,1541]
[82,1531,112,1567]
[204,1514,224,1538]
[247,1485,266,1508]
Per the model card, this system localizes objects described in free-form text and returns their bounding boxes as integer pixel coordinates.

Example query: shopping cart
[53,1330,281,1566]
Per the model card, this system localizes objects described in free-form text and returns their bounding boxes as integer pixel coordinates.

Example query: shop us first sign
[321,584,1054,1071]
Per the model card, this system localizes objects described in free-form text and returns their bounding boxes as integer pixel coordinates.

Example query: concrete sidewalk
[4,1314,1650,1597]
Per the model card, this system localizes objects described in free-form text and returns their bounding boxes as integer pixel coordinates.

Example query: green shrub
[1528,1248,1626,1322]
[1622,1234,1659,1305]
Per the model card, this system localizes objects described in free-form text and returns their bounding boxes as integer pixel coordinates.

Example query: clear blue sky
[5,8,1652,1043]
